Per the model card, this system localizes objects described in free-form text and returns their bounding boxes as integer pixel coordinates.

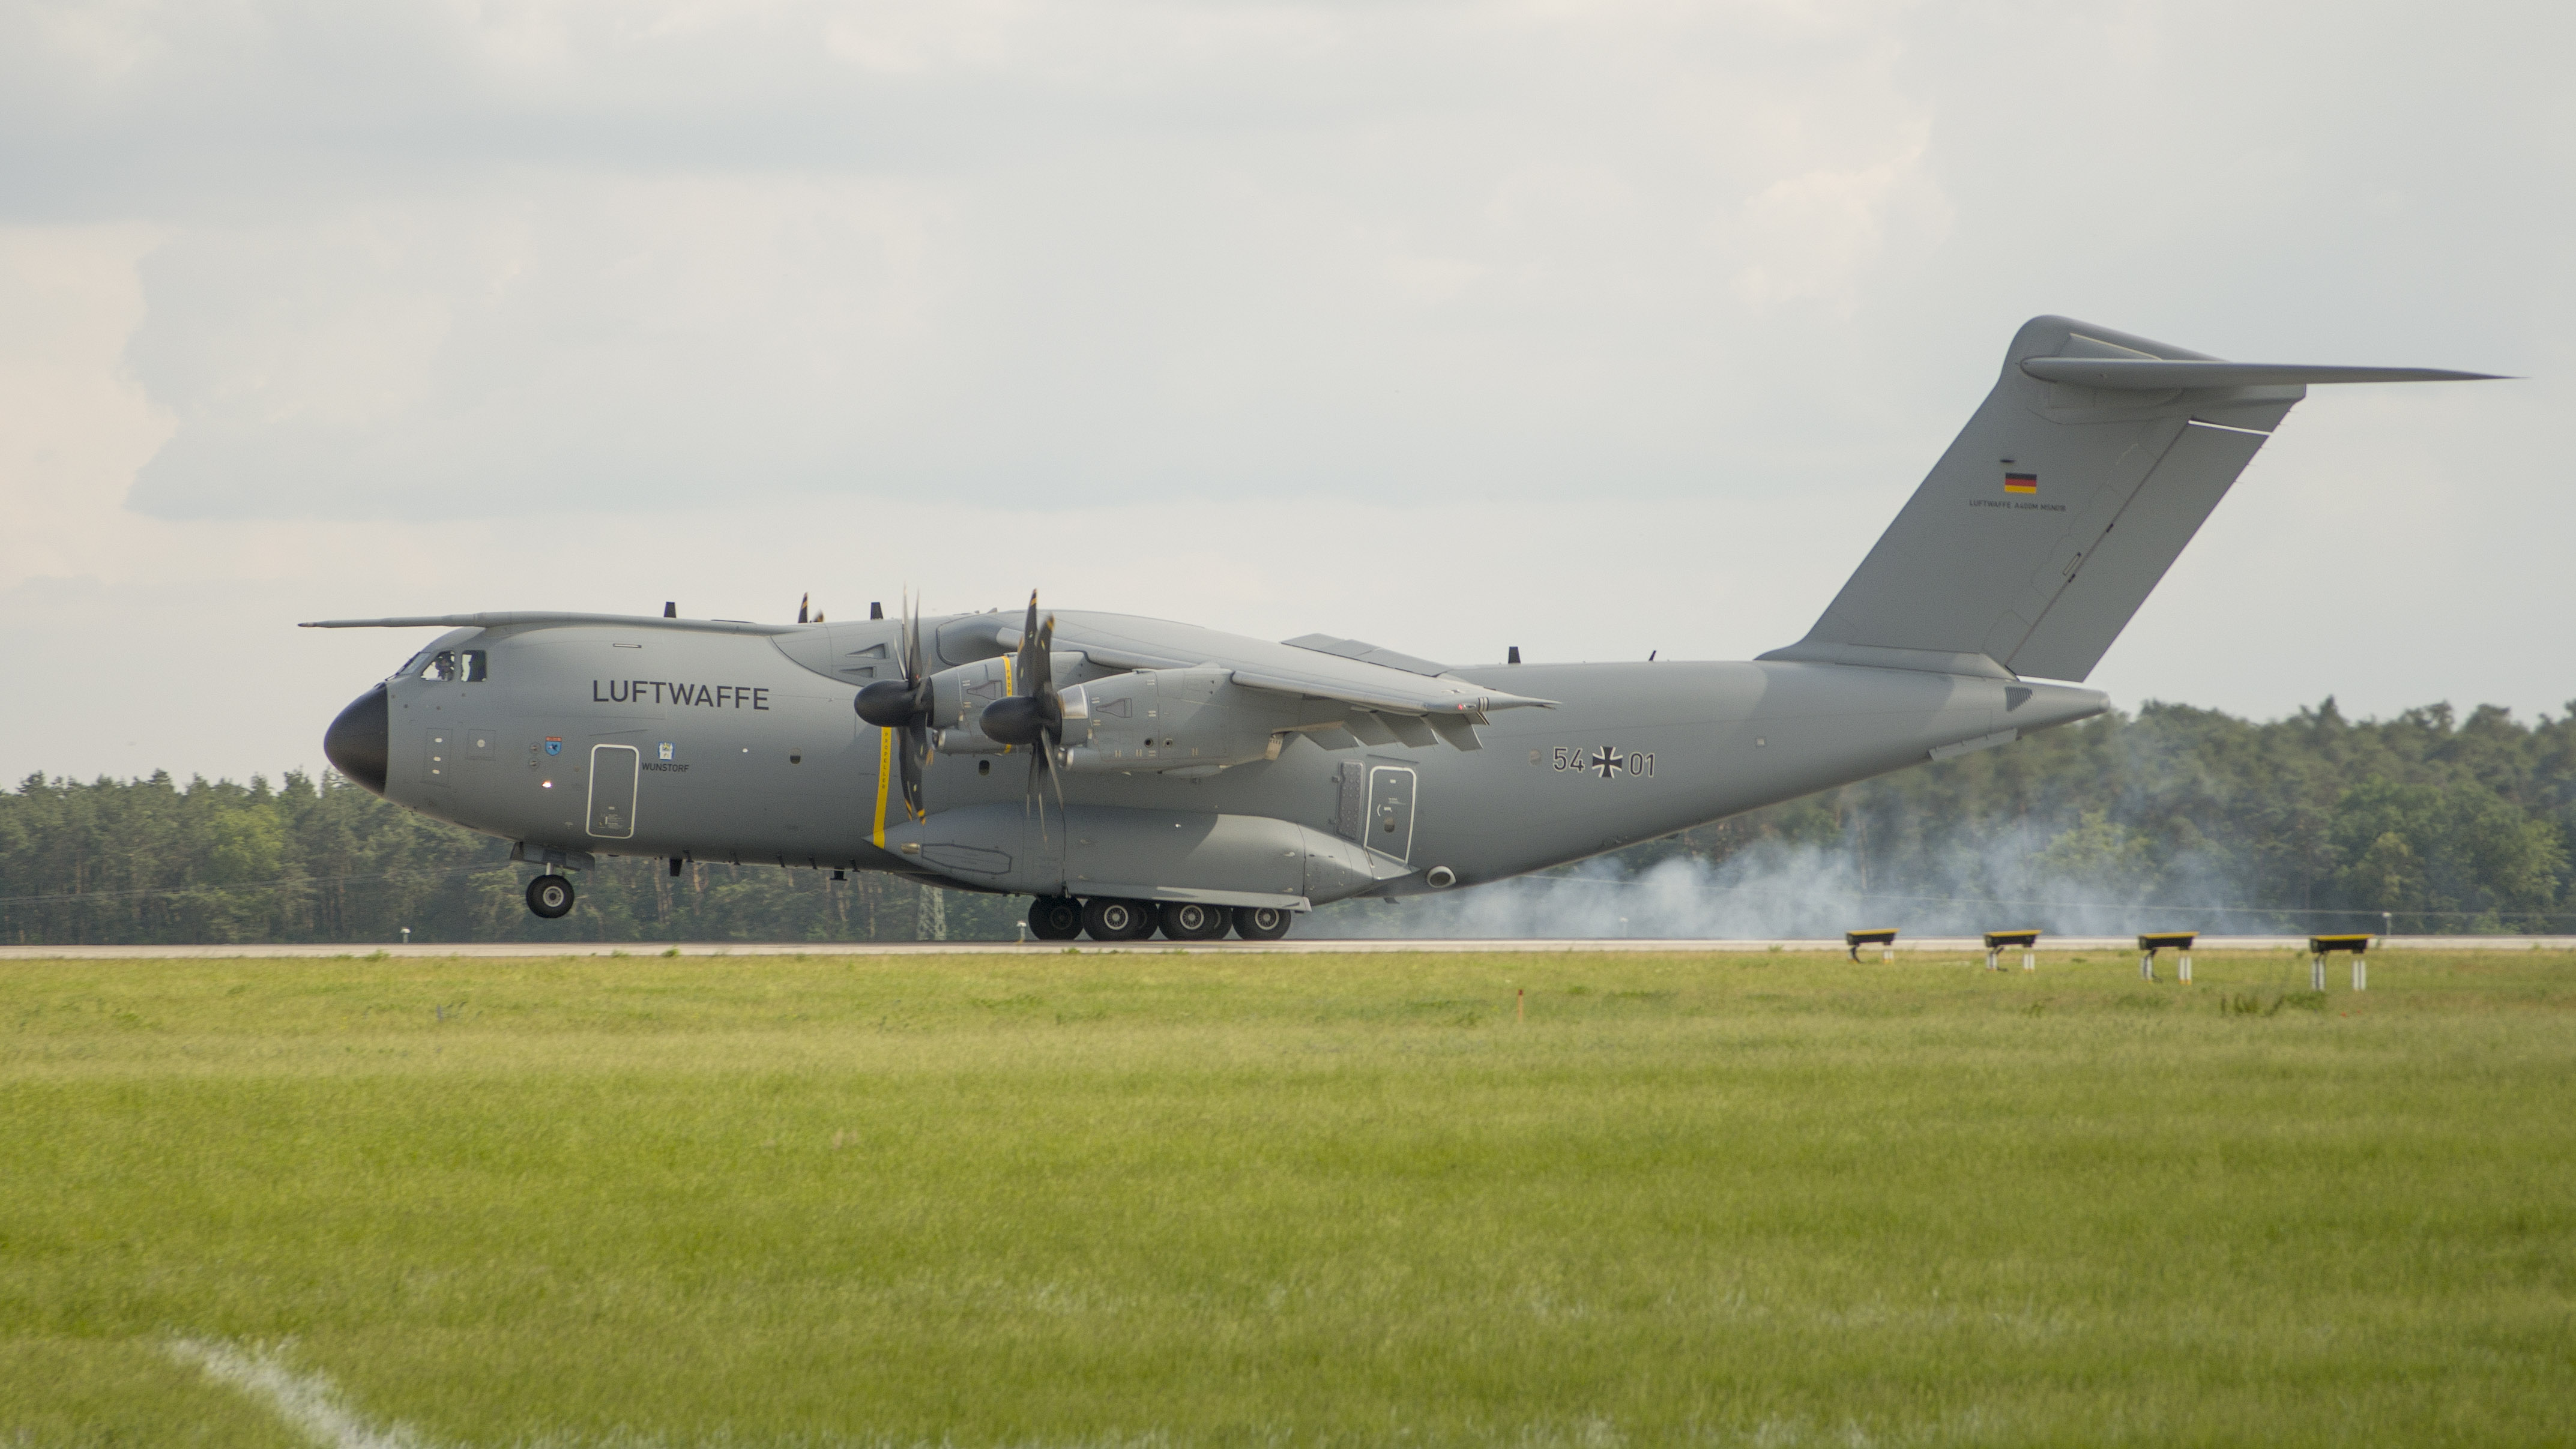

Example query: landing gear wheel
[1028,895,1084,941]
[1232,905,1292,941]
[1082,897,1156,941]
[526,874,575,919]
[1158,901,1231,941]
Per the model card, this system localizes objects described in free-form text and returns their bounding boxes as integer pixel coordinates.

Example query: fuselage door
[588,744,640,839]
[1366,765,1416,862]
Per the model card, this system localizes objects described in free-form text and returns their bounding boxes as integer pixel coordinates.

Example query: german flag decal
[2004,472,2038,495]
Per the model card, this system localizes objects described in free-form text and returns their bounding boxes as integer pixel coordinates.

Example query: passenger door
[1365,765,1416,862]
[588,744,640,839]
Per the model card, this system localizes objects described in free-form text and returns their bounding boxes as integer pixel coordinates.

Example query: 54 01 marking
[1548,746,1654,779]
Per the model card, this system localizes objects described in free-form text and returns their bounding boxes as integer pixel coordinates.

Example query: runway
[2,936,2568,960]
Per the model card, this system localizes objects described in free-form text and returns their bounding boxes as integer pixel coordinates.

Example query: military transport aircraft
[310,316,2496,941]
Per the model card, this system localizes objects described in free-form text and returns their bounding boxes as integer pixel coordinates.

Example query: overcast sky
[4,0,2569,785]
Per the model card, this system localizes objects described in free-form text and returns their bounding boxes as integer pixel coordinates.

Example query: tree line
[1628,696,2574,936]
[2,696,2568,945]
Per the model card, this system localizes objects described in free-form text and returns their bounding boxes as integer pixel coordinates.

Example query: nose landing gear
[526,874,576,918]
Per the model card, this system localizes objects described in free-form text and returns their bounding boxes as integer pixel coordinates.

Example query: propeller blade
[905,593,925,687]
[1025,744,1046,845]
[1045,735,1066,828]
[849,589,935,819]
[902,724,928,820]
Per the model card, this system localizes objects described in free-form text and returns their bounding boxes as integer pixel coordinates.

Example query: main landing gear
[526,874,575,919]
[1028,895,1085,940]
[1081,897,1155,941]
[1231,905,1293,941]
[1028,895,1296,942]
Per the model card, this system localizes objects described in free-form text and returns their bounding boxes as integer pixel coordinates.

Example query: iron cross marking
[1590,746,1624,779]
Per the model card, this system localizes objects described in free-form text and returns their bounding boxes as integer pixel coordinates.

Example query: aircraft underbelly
[879,803,1405,907]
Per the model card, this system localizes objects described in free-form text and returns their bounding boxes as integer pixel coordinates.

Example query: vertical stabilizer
[1761,316,2494,682]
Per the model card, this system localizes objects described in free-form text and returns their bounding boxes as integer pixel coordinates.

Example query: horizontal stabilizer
[2021,358,2503,390]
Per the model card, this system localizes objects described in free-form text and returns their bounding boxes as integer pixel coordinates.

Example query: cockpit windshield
[402,647,489,683]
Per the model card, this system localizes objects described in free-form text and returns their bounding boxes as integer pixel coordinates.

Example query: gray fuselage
[358,610,2104,905]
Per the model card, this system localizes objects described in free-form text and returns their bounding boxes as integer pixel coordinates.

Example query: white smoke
[1306,825,2272,940]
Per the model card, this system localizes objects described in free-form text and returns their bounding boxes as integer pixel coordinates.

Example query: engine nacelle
[1059,667,1302,775]
[924,652,1088,737]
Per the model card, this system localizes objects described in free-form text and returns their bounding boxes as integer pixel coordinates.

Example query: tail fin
[1762,315,2497,682]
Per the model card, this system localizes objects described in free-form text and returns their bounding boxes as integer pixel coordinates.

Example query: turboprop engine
[1055,667,1309,776]
[929,653,1088,755]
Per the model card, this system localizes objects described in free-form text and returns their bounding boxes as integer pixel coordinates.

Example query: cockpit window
[410,648,490,682]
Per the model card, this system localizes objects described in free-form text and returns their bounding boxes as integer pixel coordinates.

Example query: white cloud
[0,223,173,583]
[1730,124,1950,313]
[1,0,2571,782]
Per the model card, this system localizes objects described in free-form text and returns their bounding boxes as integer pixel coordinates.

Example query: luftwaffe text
[593,680,770,709]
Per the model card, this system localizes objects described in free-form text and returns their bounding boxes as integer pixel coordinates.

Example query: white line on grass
[160,1336,1196,1448]
[163,1334,1635,1448]
[164,1338,439,1449]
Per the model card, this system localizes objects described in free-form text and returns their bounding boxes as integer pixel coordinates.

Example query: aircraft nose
[324,682,390,796]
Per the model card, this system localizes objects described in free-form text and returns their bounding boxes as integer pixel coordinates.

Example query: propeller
[852,592,932,820]
[978,591,1068,839]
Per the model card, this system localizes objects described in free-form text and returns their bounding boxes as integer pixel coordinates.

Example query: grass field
[5,945,2573,1447]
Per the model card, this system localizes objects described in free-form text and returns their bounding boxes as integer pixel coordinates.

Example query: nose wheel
[526,874,576,918]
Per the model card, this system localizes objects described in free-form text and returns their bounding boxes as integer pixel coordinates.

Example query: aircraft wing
[978,610,1554,750]
[301,611,795,635]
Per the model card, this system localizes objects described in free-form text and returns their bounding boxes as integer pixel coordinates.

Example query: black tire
[526,874,575,919]
[1082,897,1156,941]
[1158,900,1231,941]
[1028,895,1084,941]
[1233,905,1293,940]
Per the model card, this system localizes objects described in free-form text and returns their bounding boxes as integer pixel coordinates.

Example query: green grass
[4,947,2573,1447]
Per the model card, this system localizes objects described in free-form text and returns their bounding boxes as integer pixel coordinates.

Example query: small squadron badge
[543,737,563,756]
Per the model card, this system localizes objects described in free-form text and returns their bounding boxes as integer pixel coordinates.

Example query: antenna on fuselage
[663,601,676,618]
